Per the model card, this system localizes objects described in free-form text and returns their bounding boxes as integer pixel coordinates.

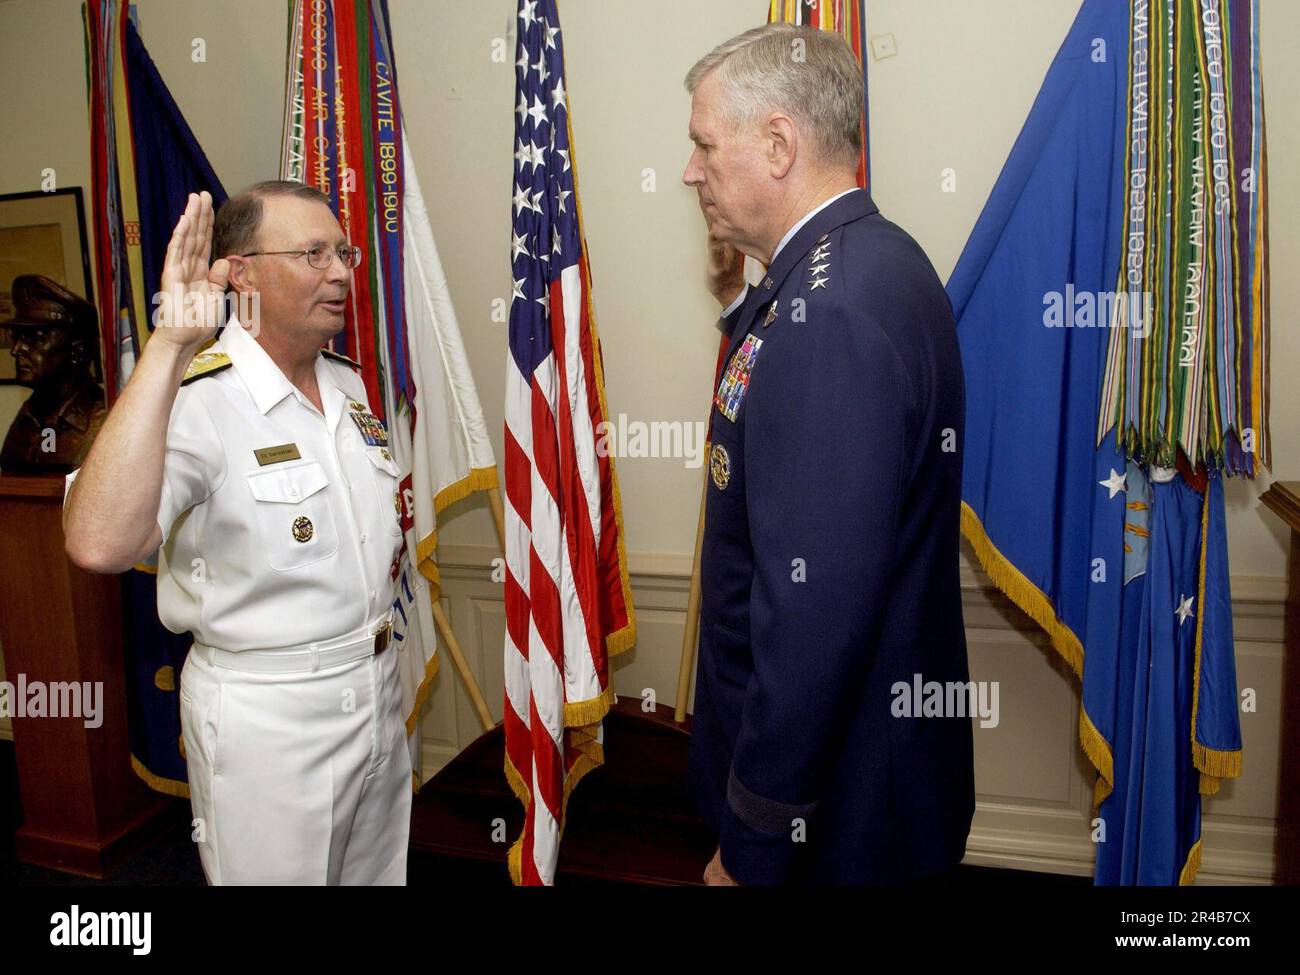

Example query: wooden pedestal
[0,473,170,877]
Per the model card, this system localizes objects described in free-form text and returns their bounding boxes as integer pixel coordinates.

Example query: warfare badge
[292,515,314,543]
[710,443,731,491]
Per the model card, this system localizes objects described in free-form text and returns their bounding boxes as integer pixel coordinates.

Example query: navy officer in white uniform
[64,183,410,885]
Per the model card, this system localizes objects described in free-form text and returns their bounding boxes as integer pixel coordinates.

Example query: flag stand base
[409,698,714,885]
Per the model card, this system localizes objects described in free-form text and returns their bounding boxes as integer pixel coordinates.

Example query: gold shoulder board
[181,351,233,385]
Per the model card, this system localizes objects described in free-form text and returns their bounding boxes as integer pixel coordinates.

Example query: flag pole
[431,600,495,731]
[488,485,507,553]
[674,471,707,722]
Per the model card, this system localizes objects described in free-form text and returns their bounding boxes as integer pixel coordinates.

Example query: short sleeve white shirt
[154,319,403,651]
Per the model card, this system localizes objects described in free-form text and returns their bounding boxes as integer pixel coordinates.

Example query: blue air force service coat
[688,189,975,884]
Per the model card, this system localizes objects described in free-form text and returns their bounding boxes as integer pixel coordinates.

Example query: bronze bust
[1,274,106,473]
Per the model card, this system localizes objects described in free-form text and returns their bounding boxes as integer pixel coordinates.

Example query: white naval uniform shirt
[155,318,403,651]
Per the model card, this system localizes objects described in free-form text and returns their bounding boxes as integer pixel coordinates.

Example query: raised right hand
[151,191,229,350]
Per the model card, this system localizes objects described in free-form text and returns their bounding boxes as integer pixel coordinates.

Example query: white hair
[685,22,863,171]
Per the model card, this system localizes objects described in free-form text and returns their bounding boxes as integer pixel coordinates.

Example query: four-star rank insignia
[715,333,764,422]
[710,443,731,491]
[808,236,832,291]
[348,400,389,446]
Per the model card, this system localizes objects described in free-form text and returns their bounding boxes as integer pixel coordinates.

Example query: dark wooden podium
[0,473,171,877]
[1261,481,1300,886]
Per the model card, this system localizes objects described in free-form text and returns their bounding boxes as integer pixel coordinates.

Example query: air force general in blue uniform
[688,187,975,884]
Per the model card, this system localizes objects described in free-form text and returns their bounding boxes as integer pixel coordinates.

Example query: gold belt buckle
[374,619,393,655]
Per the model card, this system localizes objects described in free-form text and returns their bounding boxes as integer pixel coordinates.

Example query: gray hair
[212,180,331,261]
[685,23,863,171]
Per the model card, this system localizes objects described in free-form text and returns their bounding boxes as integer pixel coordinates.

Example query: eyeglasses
[240,244,363,270]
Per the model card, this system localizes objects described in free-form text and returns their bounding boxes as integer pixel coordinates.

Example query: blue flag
[123,17,227,309]
[948,0,1242,884]
[117,14,226,796]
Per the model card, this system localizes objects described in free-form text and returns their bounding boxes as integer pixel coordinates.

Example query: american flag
[502,0,636,886]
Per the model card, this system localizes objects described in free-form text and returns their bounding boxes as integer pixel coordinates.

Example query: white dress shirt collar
[220,316,349,421]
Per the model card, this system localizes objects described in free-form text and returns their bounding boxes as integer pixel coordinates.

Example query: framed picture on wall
[0,187,94,385]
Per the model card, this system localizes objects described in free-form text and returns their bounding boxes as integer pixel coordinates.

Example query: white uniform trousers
[178,641,412,885]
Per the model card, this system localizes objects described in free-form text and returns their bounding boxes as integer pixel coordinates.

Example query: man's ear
[767,113,797,179]
[225,255,255,295]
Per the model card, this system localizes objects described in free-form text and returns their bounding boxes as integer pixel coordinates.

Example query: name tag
[254,443,302,466]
